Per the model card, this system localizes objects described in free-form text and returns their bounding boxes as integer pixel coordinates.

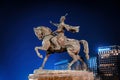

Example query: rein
[42,34,53,40]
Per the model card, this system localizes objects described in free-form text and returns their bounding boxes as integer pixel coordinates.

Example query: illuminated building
[98,45,120,80]
[88,57,98,76]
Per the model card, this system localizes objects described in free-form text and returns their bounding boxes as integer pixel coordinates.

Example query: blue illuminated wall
[0,1,120,80]
[88,57,97,75]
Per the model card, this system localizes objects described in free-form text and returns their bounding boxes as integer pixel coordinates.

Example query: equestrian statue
[34,14,89,70]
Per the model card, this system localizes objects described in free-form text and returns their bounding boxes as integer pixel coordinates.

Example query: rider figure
[50,13,80,50]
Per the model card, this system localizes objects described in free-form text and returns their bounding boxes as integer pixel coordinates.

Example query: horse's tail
[79,40,89,60]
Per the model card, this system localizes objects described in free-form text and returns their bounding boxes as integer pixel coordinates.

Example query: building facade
[88,57,98,76]
[98,45,120,80]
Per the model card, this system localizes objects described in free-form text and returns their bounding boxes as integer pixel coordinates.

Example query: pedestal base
[28,69,94,80]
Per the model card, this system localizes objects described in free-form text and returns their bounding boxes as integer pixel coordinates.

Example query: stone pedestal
[28,69,94,80]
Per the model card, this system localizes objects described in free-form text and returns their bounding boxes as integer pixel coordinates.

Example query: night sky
[0,0,120,80]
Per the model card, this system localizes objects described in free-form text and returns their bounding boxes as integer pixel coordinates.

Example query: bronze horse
[34,26,89,70]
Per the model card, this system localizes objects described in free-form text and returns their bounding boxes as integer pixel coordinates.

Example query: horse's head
[34,26,52,40]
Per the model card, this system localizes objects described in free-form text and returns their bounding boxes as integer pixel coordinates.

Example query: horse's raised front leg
[35,46,46,58]
[40,52,50,69]
[35,41,50,59]
[35,40,51,69]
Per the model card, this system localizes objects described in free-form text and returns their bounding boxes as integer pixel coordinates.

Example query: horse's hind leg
[67,48,78,70]
[76,55,87,70]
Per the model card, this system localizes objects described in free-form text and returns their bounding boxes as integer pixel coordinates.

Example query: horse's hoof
[39,55,43,59]
[68,67,71,70]
[39,67,43,70]
[86,55,89,60]
[83,69,87,71]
